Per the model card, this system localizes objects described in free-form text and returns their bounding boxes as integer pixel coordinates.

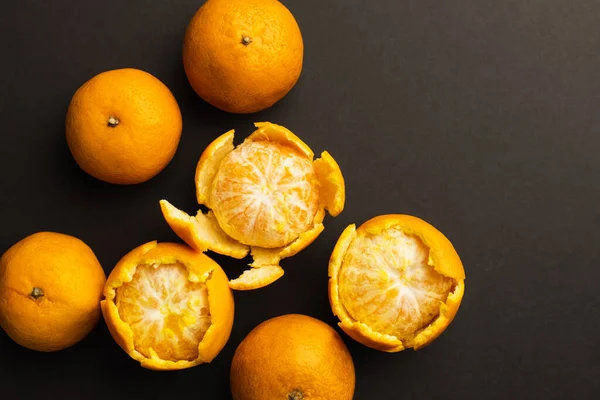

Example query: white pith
[210,140,319,248]
[116,262,211,361]
[338,228,454,341]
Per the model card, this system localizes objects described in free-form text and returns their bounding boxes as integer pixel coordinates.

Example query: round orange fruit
[0,232,106,352]
[230,314,355,400]
[160,122,345,290]
[329,215,466,352]
[183,0,304,113]
[66,68,183,184]
[101,241,234,370]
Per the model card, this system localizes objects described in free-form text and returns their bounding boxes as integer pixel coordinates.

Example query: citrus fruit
[66,68,183,184]
[230,314,355,400]
[101,241,234,370]
[0,232,106,352]
[160,122,345,290]
[328,215,466,352]
[183,0,303,113]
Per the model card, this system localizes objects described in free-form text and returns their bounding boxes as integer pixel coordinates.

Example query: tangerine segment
[115,263,211,362]
[211,140,320,248]
[339,228,454,341]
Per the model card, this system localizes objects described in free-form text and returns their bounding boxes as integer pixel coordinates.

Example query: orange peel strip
[249,208,326,267]
[229,210,325,291]
[247,122,314,159]
[229,265,285,291]
[159,200,249,259]
[314,151,345,217]
[195,129,235,205]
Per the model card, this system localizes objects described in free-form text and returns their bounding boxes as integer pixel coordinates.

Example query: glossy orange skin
[183,0,303,113]
[66,68,182,184]
[0,232,106,351]
[230,314,355,400]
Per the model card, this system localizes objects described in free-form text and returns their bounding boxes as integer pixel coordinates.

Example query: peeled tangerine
[160,122,345,290]
[328,215,466,352]
[101,241,234,370]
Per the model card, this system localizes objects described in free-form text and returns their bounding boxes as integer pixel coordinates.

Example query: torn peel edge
[338,319,405,353]
[314,151,346,217]
[103,240,158,301]
[101,299,209,370]
[247,122,314,160]
[359,214,466,280]
[229,219,325,291]
[411,279,465,350]
[229,265,285,291]
[159,199,249,259]
[195,129,235,205]
[328,222,465,351]
[244,218,325,269]
[251,213,325,266]
[329,233,405,353]
[101,256,218,370]
[333,280,464,352]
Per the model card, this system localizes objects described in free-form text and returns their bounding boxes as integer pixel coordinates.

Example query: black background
[1,0,599,399]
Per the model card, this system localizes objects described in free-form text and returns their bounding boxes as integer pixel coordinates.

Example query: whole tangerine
[66,68,182,184]
[0,232,106,352]
[183,0,304,113]
[230,314,355,400]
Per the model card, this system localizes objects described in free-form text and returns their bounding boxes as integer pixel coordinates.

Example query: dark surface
[1,0,599,398]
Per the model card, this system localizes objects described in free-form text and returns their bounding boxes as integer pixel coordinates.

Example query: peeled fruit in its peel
[328,215,466,352]
[230,314,355,400]
[101,241,234,370]
[0,232,106,352]
[161,122,344,290]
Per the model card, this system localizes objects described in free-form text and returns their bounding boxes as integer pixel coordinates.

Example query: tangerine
[329,215,466,351]
[101,241,234,370]
[161,122,345,290]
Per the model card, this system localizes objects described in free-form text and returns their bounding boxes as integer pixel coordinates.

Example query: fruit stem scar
[241,35,252,45]
[288,390,304,400]
[30,287,44,300]
[107,116,120,127]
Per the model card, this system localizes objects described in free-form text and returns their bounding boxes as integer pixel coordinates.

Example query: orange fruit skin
[328,215,466,352]
[183,0,303,113]
[66,68,182,184]
[101,241,235,370]
[230,314,355,400]
[0,232,106,352]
